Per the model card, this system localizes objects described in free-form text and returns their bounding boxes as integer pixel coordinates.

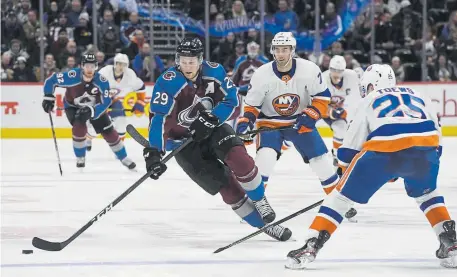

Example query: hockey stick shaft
[56,107,133,112]
[32,127,193,251]
[237,125,292,136]
[214,199,324,253]
[49,113,63,176]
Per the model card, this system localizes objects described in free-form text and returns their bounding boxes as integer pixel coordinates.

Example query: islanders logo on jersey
[330,95,345,108]
[272,94,300,116]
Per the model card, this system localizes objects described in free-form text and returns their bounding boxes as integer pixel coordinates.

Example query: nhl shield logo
[272,94,300,116]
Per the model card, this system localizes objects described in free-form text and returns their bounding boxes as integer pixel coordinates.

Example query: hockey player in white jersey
[321,55,361,164]
[86,53,146,151]
[236,32,356,220]
[286,64,457,270]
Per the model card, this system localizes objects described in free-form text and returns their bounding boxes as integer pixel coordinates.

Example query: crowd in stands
[1,0,457,82]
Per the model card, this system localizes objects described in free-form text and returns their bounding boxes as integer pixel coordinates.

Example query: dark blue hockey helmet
[175,37,203,65]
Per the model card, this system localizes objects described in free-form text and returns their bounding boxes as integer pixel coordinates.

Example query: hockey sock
[415,189,451,237]
[309,190,353,235]
[225,146,265,201]
[332,139,342,150]
[255,147,278,189]
[102,130,127,160]
[72,123,87,157]
[231,195,264,228]
[309,154,339,194]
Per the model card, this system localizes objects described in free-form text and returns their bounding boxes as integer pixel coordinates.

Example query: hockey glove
[143,147,167,179]
[42,95,56,113]
[75,106,93,122]
[295,106,321,133]
[236,113,256,145]
[189,112,219,142]
[329,107,347,120]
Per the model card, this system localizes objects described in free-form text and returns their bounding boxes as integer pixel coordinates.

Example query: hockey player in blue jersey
[142,37,292,241]
[42,54,136,169]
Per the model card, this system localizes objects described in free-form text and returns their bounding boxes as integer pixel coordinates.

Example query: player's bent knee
[309,154,336,178]
[211,123,244,159]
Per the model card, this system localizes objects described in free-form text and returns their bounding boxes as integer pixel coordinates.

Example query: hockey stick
[56,107,133,112]
[238,125,292,136]
[49,113,63,176]
[213,199,324,254]
[32,127,193,252]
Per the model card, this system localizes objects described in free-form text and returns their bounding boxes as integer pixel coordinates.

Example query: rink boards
[1,82,456,138]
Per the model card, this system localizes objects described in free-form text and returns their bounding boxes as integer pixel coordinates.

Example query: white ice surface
[1,137,456,277]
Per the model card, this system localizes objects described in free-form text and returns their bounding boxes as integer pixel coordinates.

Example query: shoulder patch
[163,71,176,81]
[99,74,107,82]
[68,70,77,78]
[206,61,219,68]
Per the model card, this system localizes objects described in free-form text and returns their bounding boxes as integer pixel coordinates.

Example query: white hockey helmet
[360,64,396,97]
[329,55,346,72]
[114,53,129,66]
[270,32,296,55]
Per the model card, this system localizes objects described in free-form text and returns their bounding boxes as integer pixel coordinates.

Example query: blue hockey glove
[236,113,256,144]
[329,107,347,120]
[295,106,321,133]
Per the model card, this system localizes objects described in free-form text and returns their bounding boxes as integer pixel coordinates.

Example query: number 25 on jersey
[372,93,426,119]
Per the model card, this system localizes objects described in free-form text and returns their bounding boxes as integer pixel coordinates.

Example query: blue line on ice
[1,258,436,268]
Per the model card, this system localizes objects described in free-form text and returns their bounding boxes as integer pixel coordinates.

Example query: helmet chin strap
[273,48,294,70]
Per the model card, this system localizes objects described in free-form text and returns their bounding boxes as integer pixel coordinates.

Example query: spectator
[45,1,60,26]
[319,54,331,72]
[274,0,298,32]
[375,12,395,51]
[209,3,218,21]
[99,9,120,47]
[329,41,344,56]
[132,43,165,75]
[110,0,138,14]
[391,0,422,48]
[217,32,236,65]
[124,29,145,60]
[49,13,74,42]
[12,56,36,82]
[1,53,14,81]
[66,0,83,27]
[96,51,106,67]
[23,10,43,45]
[426,55,438,81]
[1,11,25,46]
[73,12,93,49]
[439,11,457,41]
[344,53,360,69]
[391,56,405,82]
[139,55,161,82]
[245,28,260,44]
[35,53,60,80]
[224,40,245,71]
[230,1,247,19]
[4,39,29,64]
[16,0,32,24]
[58,40,80,68]
[322,2,342,35]
[49,28,70,62]
[435,54,457,81]
[61,55,77,72]
[99,26,122,59]
[120,12,142,46]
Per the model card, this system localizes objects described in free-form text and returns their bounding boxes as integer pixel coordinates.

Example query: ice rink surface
[1,137,456,277]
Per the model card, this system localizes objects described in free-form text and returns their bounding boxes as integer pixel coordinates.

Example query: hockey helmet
[270,32,296,55]
[360,64,396,97]
[329,55,346,73]
[175,37,204,65]
[81,53,98,70]
[114,53,129,66]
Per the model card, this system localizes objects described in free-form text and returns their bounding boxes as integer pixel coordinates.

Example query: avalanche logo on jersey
[163,71,176,81]
[330,95,345,108]
[177,95,214,128]
[272,93,300,116]
[241,64,258,82]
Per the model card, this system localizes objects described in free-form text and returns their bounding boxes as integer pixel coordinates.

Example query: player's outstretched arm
[210,64,239,124]
[42,70,79,113]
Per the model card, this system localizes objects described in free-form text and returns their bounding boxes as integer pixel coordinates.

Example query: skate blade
[346,217,358,223]
[440,256,457,268]
[284,257,313,270]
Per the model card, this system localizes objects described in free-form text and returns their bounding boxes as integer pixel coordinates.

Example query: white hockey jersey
[98,65,145,98]
[244,58,330,128]
[322,68,361,120]
[337,86,441,167]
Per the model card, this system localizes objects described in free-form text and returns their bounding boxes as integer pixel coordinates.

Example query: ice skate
[345,207,358,223]
[86,139,92,151]
[121,157,136,170]
[76,157,85,168]
[263,224,292,241]
[436,220,457,268]
[253,196,276,223]
[285,230,330,270]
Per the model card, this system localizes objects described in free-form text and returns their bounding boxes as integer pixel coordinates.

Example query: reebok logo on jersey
[272,93,300,116]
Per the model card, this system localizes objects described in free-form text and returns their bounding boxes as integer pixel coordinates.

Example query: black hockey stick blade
[32,237,65,251]
[126,124,149,147]
[213,199,324,254]
[32,127,193,252]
